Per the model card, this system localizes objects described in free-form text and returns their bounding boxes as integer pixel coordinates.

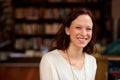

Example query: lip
[77,38,87,43]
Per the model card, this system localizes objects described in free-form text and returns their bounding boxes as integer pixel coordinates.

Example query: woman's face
[65,14,93,49]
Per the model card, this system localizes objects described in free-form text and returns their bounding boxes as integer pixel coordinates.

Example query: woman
[40,7,97,80]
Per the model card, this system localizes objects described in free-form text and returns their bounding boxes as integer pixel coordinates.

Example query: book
[108,60,120,80]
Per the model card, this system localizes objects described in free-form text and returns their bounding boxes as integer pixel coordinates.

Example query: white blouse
[39,49,97,80]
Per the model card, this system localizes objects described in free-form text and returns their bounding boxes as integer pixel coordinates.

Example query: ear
[65,27,70,35]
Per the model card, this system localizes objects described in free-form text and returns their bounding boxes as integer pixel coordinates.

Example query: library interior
[0,0,120,80]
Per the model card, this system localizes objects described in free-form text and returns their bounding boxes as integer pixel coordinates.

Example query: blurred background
[0,0,120,80]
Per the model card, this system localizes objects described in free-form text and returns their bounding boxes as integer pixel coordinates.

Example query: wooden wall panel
[0,66,39,80]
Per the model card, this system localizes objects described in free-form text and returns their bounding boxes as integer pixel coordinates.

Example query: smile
[77,37,87,43]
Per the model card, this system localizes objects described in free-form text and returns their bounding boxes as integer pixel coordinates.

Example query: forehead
[71,14,93,26]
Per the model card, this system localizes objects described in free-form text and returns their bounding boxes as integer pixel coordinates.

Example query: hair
[50,7,97,54]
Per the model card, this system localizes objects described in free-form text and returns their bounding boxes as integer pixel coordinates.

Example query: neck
[66,46,84,59]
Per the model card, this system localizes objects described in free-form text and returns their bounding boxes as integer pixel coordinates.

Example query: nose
[80,29,87,36]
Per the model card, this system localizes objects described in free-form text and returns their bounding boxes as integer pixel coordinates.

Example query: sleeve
[39,55,59,80]
[85,54,97,80]
[39,55,53,80]
[92,57,97,80]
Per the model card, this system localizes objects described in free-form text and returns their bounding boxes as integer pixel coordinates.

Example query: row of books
[15,38,52,51]
[108,61,120,80]
[15,23,61,35]
[15,7,101,20]
[15,23,44,35]
[15,7,42,20]
[15,8,72,20]
[43,8,72,19]
[45,23,61,34]
[15,7,102,21]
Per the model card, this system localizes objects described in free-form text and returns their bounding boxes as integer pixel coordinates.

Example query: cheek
[69,30,77,39]
[90,32,92,36]
[89,32,93,38]
[69,29,77,35]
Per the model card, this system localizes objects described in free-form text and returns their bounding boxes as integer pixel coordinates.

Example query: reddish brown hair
[50,7,97,54]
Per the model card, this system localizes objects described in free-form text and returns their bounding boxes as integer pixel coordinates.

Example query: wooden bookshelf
[95,53,120,61]
[94,53,120,80]
[0,0,113,80]
[11,0,112,55]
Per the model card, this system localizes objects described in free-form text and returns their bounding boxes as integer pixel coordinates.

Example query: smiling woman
[65,14,93,49]
[39,7,97,80]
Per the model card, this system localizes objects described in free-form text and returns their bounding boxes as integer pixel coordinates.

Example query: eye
[75,27,81,29]
[86,27,92,31]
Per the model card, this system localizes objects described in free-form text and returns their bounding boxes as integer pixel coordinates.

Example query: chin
[77,45,85,49]
[77,44,88,48]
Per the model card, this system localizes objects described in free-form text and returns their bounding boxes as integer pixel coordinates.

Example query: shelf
[15,34,55,38]
[0,57,41,63]
[15,34,43,38]
[12,0,42,8]
[44,2,104,9]
[94,53,120,61]
[12,1,104,9]
[105,56,120,61]
[15,18,63,23]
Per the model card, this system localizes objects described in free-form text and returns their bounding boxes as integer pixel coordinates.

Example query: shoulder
[85,53,97,78]
[41,49,59,62]
[85,53,96,63]
[43,49,58,57]
[85,53,97,69]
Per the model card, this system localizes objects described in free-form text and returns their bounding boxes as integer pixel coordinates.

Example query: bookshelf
[108,60,120,80]
[11,0,112,56]
[95,54,120,80]
[98,55,120,80]
[0,0,14,51]
[2,1,120,80]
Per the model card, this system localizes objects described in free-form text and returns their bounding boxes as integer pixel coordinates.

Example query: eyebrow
[75,24,93,28]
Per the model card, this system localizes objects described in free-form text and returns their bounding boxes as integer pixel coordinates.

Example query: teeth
[77,38,87,43]
[77,37,87,40]
[79,38,85,40]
